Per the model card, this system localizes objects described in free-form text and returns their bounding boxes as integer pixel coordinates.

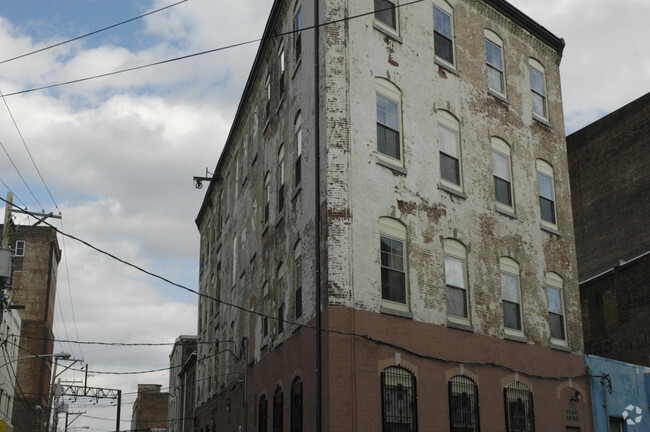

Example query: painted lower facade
[586,355,650,432]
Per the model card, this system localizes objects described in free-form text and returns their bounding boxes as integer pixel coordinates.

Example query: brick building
[566,92,650,367]
[195,1,592,431]
[0,221,60,432]
[168,336,197,432]
[132,384,169,432]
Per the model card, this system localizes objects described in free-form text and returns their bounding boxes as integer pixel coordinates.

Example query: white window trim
[437,110,463,193]
[374,0,400,36]
[375,78,404,166]
[536,159,558,230]
[444,238,470,325]
[546,272,567,345]
[484,29,506,97]
[379,217,409,312]
[432,0,456,70]
[492,137,515,213]
[15,240,25,257]
[529,58,549,121]
[500,257,524,337]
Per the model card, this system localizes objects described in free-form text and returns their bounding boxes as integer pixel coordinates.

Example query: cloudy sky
[0,0,647,430]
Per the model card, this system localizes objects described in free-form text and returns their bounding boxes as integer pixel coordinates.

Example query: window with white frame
[546,272,566,342]
[381,366,418,432]
[264,172,271,223]
[295,112,302,186]
[529,58,548,119]
[279,45,285,98]
[433,2,455,66]
[294,6,302,60]
[536,160,557,227]
[444,239,469,322]
[438,110,463,191]
[375,0,397,30]
[15,240,25,256]
[492,137,514,210]
[500,257,523,333]
[485,30,506,95]
[379,217,408,309]
[504,382,535,432]
[278,145,285,212]
[265,74,271,120]
[376,78,402,163]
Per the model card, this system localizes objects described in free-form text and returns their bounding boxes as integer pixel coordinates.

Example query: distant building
[1,222,60,432]
[168,336,196,432]
[585,355,650,432]
[131,384,169,432]
[567,92,650,366]
[195,0,592,431]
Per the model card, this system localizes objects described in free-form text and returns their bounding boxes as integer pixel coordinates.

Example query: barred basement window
[381,366,418,432]
[273,387,283,432]
[448,375,480,432]
[504,382,535,432]
[290,377,303,432]
[259,395,268,432]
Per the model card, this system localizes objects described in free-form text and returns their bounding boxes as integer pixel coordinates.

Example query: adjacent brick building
[567,92,650,367]
[132,384,169,432]
[195,1,592,431]
[1,222,60,432]
[168,336,197,432]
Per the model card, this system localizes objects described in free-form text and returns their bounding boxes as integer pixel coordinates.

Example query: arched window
[433,0,455,67]
[529,58,548,120]
[290,377,303,432]
[381,366,418,432]
[294,112,302,186]
[492,137,514,210]
[438,110,463,192]
[278,145,285,211]
[258,394,268,432]
[273,386,283,432]
[485,29,506,95]
[448,375,479,432]
[264,172,271,223]
[536,160,557,228]
[444,239,469,322]
[500,257,523,333]
[504,382,535,432]
[294,241,303,319]
[546,272,565,342]
[379,217,408,310]
[376,78,403,164]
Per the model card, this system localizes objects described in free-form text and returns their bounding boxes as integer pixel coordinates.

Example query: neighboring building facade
[585,355,650,432]
[566,92,650,367]
[132,384,169,432]
[0,304,21,432]
[1,223,60,432]
[195,1,591,431]
[168,336,197,432]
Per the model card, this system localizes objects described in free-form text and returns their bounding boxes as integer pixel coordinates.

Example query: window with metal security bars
[381,366,418,432]
[259,395,268,432]
[504,382,535,432]
[291,377,303,432]
[448,375,480,432]
[565,408,579,422]
[273,387,283,432]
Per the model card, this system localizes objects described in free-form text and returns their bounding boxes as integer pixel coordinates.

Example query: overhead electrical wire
[0,197,588,382]
[0,137,44,209]
[1,0,426,98]
[0,0,190,65]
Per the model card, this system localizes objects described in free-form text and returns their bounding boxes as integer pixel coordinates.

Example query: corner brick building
[1,223,60,432]
[566,92,650,367]
[194,1,592,431]
[132,384,169,432]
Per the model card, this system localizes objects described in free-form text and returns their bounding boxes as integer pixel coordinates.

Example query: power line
[0,0,189,65]
[0,197,589,382]
[1,0,425,98]
[59,217,85,361]
[0,137,44,209]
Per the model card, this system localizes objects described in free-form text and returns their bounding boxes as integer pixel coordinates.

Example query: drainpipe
[313,0,322,431]
[601,374,611,432]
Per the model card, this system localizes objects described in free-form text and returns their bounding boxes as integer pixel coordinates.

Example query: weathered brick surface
[132,384,169,431]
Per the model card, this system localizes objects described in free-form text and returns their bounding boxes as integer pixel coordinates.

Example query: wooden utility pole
[1,192,12,249]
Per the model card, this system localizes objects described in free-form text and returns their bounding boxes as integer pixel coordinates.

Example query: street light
[0,351,71,369]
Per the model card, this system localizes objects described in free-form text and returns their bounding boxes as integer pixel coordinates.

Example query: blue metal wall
[586,355,650,431]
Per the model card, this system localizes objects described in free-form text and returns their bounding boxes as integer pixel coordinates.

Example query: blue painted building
[586,355,650,431]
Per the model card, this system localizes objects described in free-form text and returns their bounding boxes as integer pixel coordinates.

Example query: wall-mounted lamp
[570,390,583,402]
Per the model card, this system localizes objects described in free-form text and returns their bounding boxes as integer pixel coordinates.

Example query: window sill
[438,183,467,199]
[380,305,413,319]
[495,206,518,219]
[541,224,561,236]
[263,119,271,133]
[373,21,402,43]
[249,252,256,264]
[447,320,474,333]
[275,213,285,228]
[377,158,407,175]
[551,342,571,352]
[504,332,528,344]
[532,113,552,129]
[434,58,459,77]
[251,152,258,167]
[239,268,245,279]
[488,89,510,105]
[262,225,269,237]
[275,95,285,114]
[292,58,302,79]
[292,186,302,202]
